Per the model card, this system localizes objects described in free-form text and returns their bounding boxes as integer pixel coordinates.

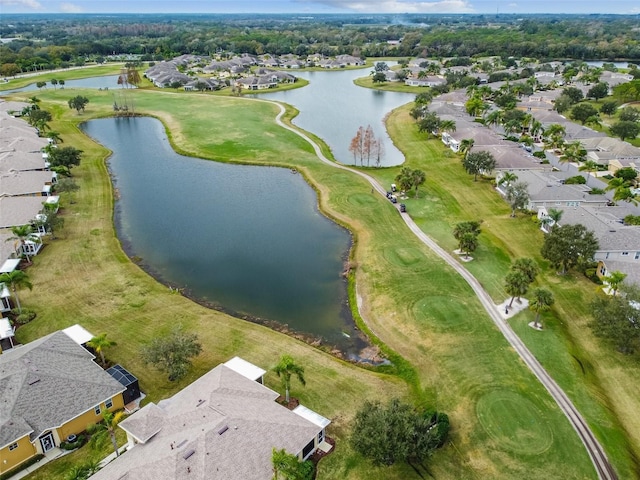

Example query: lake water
[258,67,415,166]
[81,117,368,354]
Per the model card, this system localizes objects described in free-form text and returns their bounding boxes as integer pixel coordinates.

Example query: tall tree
[504,181,529,217]
[87,333,117,366]
[497,171,518,188]
[348,126,364,165]
[273,354,306,403]
[586,82,609,101]
[68,95,90,113]
[411,169,426,198]
[505,270,529,307]
[49,146,83,176]
[512,257,540,284]
[0,270,33,313]
[570,103,599,125]
[590,286,640,354]
[395,167,414,193]
[610,121,640,141]
[362,125,375,167]
[462,151,496,181]
[541,224,599,274]
[529,288,555,329]
[350,398,448,468]
[141,329,202,381]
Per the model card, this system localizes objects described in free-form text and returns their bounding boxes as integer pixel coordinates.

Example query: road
[265,100,618,480]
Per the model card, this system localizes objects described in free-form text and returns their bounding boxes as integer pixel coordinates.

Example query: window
[105,398,113,409]
[302,439,315,459]
[94,405,101,415]
[9,443,18,451]
[635,252,640,260]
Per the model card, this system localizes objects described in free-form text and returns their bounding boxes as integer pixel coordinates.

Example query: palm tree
[272,354,306,403]
[88,410,125,457]
[459,138,475,159]
[9,225,40,264]
[459,232,478,258]
[87,333,117,366]
[46,131,63,144]
[412,169,426,198]
[529,288,555,329]
[603,271,627,296]
[505,270,529,307]
[0,271,32,313]
[498,171,518,188]
[578,160,600,186]
[560,140,587,165]
[484,110,503,128]
[529,120,544,142]
[438,120,456,135]
[541,208,563,232]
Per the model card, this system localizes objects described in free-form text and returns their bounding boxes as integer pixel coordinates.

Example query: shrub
[624,215,640,225]
[0,455,44,480]
[589,188,605,194]
[533,151,547,159]
[60,435,86,450]
[564,175,586,184]
[11,308,36,325]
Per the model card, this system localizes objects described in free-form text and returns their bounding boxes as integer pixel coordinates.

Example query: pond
[0,75,128,95]
[258,67,415,167]
[81,116,369,356]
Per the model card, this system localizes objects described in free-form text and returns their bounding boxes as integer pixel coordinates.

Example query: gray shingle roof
[92,363,328,480]
[0,196,46,229]
[0,331,125,447]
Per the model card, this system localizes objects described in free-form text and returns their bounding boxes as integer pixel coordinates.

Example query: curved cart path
[266,100,617,480]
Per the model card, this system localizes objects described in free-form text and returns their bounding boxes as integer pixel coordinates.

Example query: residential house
[405,76,445,87]
[0,170,56,197]
[539,204,640,287]
[90,357,331,480]
[599,71,634,87]
[579,137,640,174]
[0,330,125,475]
[0,196,50,229]
[512,170,609,211]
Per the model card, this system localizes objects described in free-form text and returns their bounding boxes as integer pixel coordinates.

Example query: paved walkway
[263,100,617,480]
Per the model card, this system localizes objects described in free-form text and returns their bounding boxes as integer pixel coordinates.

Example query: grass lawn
[369,102,640,479]
[5,84,605,479]
[353,75,426,93]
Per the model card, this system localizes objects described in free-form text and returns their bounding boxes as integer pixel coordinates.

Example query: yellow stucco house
[0,330,125,475]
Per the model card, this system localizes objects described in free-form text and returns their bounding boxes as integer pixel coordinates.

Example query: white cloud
[0,0,43,9]
[306,0,475,13]
[60,2,83,12]
[508,2,518,7]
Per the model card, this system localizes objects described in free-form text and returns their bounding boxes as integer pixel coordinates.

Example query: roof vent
[196,399,206,407]
[28,377,40,386]
[183,449,195,460]
[176,439,188,449]
[218,425,229,435]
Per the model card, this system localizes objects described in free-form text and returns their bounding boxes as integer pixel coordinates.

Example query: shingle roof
[0,331,125,446]
[0,151,47,174]
[92,363,328,480]
[0,196,46,229]
[559,205,640,251]
[0,170,54,196]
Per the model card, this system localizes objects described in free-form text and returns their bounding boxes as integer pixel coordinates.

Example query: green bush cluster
[11,308,36,325]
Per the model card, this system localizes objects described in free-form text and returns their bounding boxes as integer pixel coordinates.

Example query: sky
[0,0,639,15]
